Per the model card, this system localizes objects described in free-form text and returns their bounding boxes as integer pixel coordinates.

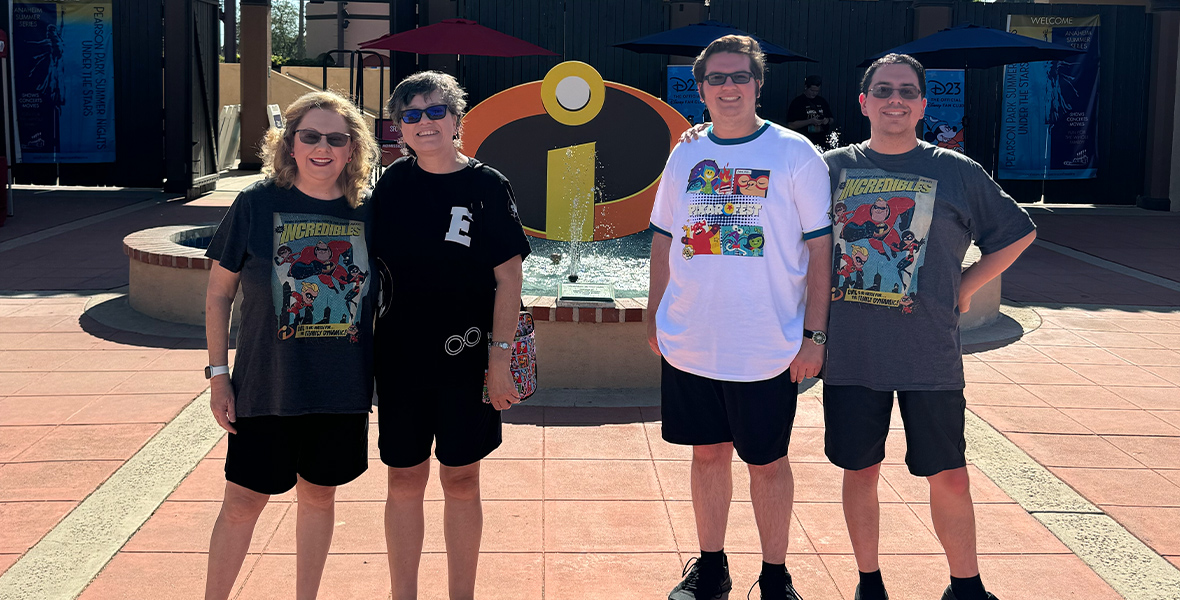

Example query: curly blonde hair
[260,91,379,208]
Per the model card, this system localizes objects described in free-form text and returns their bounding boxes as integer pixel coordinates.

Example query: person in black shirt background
[786,75,836,149]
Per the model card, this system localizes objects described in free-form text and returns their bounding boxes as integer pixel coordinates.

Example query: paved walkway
[0,182,1177,599]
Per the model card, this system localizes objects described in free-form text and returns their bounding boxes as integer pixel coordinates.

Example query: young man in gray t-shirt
[822,54,1036,600]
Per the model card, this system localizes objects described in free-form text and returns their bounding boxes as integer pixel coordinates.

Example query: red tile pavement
[3,196,1177,598]
[0,501,75,554]
[1032,214,1180,284]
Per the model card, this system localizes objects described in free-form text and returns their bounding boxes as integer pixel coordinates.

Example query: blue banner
[922,70,965,153]
[999,15,1099,180]
[10,0,115,163]
[666,65,705,125]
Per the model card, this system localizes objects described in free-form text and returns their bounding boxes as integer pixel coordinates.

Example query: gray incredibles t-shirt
[822,141,1036,391]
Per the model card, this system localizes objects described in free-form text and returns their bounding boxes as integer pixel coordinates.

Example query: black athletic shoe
[940,585,997,600]
[745,567,802,600]
[855,583,889,600]
[669,556,732,600]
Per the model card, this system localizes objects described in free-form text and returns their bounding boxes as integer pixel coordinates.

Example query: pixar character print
[681,159,770,260]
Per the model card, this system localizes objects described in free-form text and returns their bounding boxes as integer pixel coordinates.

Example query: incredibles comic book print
[830,169,936,313]
[680,159,770,260]
[272,213,369,341]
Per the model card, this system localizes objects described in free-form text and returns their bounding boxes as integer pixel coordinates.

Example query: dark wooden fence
[0,0,221,193]
[0,0,1151,203]
[0,0,166,187]
[454,0,911,150]
[953,2,1151,204]
[449,0,1150,205]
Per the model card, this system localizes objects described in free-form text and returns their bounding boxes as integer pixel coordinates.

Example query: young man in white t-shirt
[647,35,832,600]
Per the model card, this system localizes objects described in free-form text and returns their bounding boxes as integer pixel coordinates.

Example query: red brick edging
[122,225,217,270]
[523,296,648,323]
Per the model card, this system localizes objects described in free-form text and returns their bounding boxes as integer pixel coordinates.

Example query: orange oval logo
[464,62,690,241]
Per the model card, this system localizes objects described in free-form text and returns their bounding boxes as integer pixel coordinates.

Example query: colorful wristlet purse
[483,309,538,403]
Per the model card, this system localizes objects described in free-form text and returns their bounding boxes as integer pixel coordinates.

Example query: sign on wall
[922,70,965,153]
[463,62,689,242]
[666,65,705,125]
[10,0,115,163]
[999,14,1099,180]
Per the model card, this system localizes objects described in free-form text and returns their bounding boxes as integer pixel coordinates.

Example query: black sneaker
[746,567,802,600]
[940,585,997,600]
[855,583,889,600]
[669,555,732,600]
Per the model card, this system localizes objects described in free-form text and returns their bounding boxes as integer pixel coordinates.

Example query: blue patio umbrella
[614,20,816,64]
[857,23,1084,69]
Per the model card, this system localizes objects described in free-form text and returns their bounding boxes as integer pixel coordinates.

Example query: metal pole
[336,2,344,53]
[2,60,12,217]
[225,0,237,62]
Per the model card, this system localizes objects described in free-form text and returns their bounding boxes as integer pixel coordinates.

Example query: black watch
[803,329,827,346]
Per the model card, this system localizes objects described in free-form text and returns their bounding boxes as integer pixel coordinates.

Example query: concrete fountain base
[115,226,1020,392]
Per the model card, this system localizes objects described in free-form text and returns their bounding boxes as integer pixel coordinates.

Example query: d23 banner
[462,61,690,241]
[1000,15,1099,180]
[10,0,115,163]
[666,65,705,125]
[922,70,965,153]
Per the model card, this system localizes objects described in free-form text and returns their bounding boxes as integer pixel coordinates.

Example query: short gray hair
[386,71,468,156]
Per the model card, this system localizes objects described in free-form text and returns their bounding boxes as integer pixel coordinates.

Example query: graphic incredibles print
[830,169,936,313]
[680,159,769,260]
[272,213,369,341]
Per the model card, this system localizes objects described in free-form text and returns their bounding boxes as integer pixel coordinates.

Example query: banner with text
[666,65,705,125]
[922,70,965,153]
[999,14,1098,180]
[10,0,115,163]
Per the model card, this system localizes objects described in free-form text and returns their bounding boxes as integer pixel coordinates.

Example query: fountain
[461,61,689,387]
[113,62,1009,390]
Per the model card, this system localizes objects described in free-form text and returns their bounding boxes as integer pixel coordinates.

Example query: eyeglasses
[295,129,352,147]
[869,85,922,100]
[702,71,754,86]
[400,104,449,124]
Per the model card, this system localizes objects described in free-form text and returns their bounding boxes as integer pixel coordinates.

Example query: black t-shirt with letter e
[371,157,531,394]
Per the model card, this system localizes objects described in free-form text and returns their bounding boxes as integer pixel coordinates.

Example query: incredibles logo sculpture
[463,62,689,241]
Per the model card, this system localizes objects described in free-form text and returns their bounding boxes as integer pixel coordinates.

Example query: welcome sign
[999,14,1099,180]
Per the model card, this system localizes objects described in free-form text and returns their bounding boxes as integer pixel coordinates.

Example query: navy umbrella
[857,23,1084,69]
[614,20,816,64]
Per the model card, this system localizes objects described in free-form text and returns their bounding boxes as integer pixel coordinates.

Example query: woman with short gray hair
[371,71,531,599]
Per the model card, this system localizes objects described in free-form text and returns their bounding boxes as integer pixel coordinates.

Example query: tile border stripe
[1033,240,1180,293]
[0,389,223,600]
[965,410,1180,600]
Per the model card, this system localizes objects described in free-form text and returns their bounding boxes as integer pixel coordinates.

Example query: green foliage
[271,0,302,64]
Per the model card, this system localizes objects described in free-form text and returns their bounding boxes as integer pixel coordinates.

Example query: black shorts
[377,379,502,469]
[823,384,966,477]
[660,358,799,466]
[225,413,370,495]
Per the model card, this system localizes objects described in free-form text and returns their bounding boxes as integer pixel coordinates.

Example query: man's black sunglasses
[296,129,352,147]
[868,85,922,100]
[401,104,449,124]
[701,71,754,86]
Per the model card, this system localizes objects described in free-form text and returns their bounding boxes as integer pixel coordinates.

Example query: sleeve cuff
[649,223,673,238]
[802,225,832,241]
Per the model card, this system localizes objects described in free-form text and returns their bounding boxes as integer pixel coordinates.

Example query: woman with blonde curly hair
[203,90,379,600]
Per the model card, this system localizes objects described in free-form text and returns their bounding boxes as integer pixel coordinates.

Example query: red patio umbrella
[359,19,557,57]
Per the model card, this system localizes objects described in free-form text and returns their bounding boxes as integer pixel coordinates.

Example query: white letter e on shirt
[445,207,473,247]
